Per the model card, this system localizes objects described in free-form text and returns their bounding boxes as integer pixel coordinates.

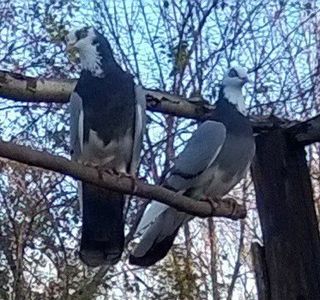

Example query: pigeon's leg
[199,195,246,219]
[199,195,221,216]
[105,168,121,176]
[77,159,107,179]
[103,167,138,193]
[119,172,138,193]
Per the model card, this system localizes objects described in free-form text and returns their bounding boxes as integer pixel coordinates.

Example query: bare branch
[1,70,319,145]
[0,70,215,118]
[0,70,75,103]
[286,114,320,145]
[0,139,246,219]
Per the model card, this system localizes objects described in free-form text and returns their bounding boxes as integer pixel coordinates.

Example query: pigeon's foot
[104,168,131,178]
[103,169,138,193]
[199,195,221,216]
[77,159,104,178]
[78,159,100,168]
[119,172,138,193]
[174,190,185,197]
[105,168,120,176]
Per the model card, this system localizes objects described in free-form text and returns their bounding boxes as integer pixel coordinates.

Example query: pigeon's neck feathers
[79,40,120,78]
[219,85,246,115]
[79,43,104,77]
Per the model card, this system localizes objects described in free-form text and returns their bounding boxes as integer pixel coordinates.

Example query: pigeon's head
[66,27,96,52]
[66,27,114,77]
[220,66,249,115]
[222,66,249,88]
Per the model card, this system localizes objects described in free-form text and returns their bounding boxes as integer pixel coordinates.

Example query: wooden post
[251,242,270,300]
[252,129,320,299]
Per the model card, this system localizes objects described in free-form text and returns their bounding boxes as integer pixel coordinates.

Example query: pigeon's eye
[228,69,238,78]
[76,28,88,40]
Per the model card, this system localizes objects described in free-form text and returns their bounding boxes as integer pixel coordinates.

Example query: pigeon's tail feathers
[135,201,170,234]
[129,208,186,266]
[79,183,125,267]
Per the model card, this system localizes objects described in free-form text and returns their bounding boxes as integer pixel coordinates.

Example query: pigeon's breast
[81,128,133,172]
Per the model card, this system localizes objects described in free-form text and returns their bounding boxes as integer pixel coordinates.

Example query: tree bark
[252,129,320,299]
[0,139,246,219]
[208,218,221,300]
[251,242,270,300]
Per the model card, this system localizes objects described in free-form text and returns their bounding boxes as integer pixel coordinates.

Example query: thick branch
[1,70,319,144]
[0,70,75,103]
[0,70,213,119]
[285,114,320,145]
[0,71,288,128]
[0,140,246,219]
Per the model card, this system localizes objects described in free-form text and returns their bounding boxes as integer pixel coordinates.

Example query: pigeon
[129,66,255,266]
[67,27,145,266]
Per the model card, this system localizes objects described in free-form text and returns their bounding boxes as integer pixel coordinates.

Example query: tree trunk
[208,218,221,300]
[252,129,320,299]
[251,242,270,300]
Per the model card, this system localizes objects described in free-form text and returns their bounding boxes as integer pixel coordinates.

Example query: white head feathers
[66,27,104,77]
[222,66,249,115]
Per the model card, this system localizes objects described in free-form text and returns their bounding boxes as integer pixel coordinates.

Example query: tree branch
[0,70,75,103]
[0,139,246,219]
[285,114,320,146]
[1,70,319,143]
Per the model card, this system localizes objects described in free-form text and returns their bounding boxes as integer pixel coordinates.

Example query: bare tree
[0,0,319,299]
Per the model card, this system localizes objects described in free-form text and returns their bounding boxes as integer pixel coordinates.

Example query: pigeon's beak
[66,42,77,52]
[66,39,80,63]
[242,77,251,84]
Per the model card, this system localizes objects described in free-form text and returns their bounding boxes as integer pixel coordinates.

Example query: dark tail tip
[80,185,125,267]
[129,228,179,267]
[128,254,156,267]
[80,240,122,267]
[80,248,107,267]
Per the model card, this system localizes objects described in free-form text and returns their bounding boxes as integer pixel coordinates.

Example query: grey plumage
[129,66,255,266]
[69,92,82,160]
[67,27,145,266]
[166,121,226,192]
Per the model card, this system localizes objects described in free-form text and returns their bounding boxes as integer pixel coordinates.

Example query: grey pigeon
[66,27,145,267]
[129,66,255,266]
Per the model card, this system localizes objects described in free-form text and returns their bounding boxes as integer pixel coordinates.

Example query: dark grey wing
[69,91,83,160]
[136,120,226,233]
[171,121,226,176]
[166,120,226,191]
[130,85,146,173]
[135,122,229,233]
[130,121,226,265]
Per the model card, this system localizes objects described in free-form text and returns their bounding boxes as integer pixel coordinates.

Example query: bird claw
[78,159,98,168]
[174,190,185,197]
[76,160,106,179]
[76,162,138,193]
[105,168,120,176]
[105,169,133,179]
[199,195,221,216]
[96,166,107,179]
[104,170,138,193]
[122,173,138,194]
